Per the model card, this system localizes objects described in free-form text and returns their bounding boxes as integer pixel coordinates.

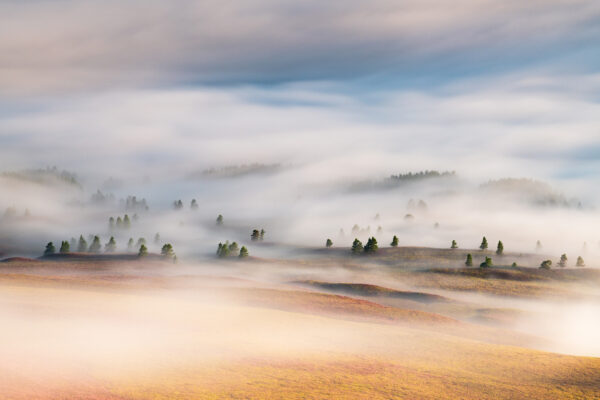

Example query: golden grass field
[0,249,599,399]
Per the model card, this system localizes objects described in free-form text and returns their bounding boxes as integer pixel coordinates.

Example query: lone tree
[251,229,260,241]
[558,253,568,268]
[540,260,552,269]
[123,214,131,229]
[216,214,223,225]
[364,237,378,253]
[576,256,585,267]
[480,256,493,268]
[89,236,102,253]
[326,239,333,248]
[239,246,249,258]
[138,244,148,257]
[105,236,117,252]
[390,235,399,247]
[44,242,56,256]
[77,235,88,252]
[127,238,134,251]
[496,241,504,255]
[465,253,473,266]
[161,243,175,259]
[191,199,198,210]
[451,240,458,249]
[351,238,363,254]
[480,236,488,250]
[59,240,70,254]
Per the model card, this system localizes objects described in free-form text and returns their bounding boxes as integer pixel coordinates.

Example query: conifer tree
[480,236,488,250]
[77,235,88,252]
[116,216,123,229]
[390,235,399,247]
[239,246,249,258]
[558,254,568,268]
[260,229,265,240]
[154,233,161,244]
[89,236,102,253]
[576,256,585,267]
[496,241,504,255]
[44,242,56,256]
[123,214,131,229]
[127,238,134,251]
[251,229,260,241]
[465,253,473,266]
[191,199,198,210]
[364,237,378,253]
[105,236,117,252]
[229,241,239,255]
[216,214,223,225]
[69,237,77,250]
[138,244,148,257]
[351,238,363,254]
[109,217,115,230]
[161,243,175,258]
[540,260,552,269]
[451,240,458,249]
[480,256,492,268]
[326,238,333,248]
[217,242,230,258]
[59,240,70,254]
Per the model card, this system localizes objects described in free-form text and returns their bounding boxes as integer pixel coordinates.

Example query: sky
[1,0,600,185]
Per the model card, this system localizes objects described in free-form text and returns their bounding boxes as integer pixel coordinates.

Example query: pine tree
[540,260,552,269]
[251,229,260,241]
[465,253,473,266]
[105,236,117,252]
[480,236,488,250]
[89,236,102,253]
[239,246,249,258]
[326,239,333,248]
[161,243,175,258]
[216,214,223,225]
[451,240,458,249]
[109,217,115,230]
[123,214,131,229]
[558,254,568,268]
[576,256,585,267]
[217,242,230,258]
[138,244,148,257]
[116,216,123,229]
[69,237,77,250]
[59,240,70,254]
[390,235,399,247]
[351,238,363,254]
[229,242,239,255]
[127,238,134,251]
[77,235,88,252]
[44,242,56,256]
[154,233,161,244]
[364,237,378,253]
[496,241,504,255]
[480,256,492,268]
[511,262,518,268]
[260,229,265,240]
[191,199,198,210]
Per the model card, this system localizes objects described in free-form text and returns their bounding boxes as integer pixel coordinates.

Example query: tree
[123,214,131,229]
[217,242,230,258]
[480,256,492,268]
[105,236,117,252]
[260,229,265,240]
[239,246,249,258]
[576,256,585,267]
[229,242,239,255]
[69,237,77,250]
[352,224,360,234]
[536,240,543,251]
[116,216,123,229]
[136,237,146,248]
[496,241,504,255]
[173,200,183,210]
[451,240,458,249]
[44,242,56,256]
[511,262,518,268]
[89,236,102,253]
[154,233,161,244]
[558,254,568,268]
[480,236,488,250]
[216,214,223,225]
[109,217,115,230]
[351,238,363,254]
[191,199,198,210]
[127,238,134,251]
[465,254,473,266]
[138,244,148,257]
[77,235,88,252]
[540,260,552,269]
[390,235,399,247]
[59,240,70,254]
[326,239,333,248]
[161,243,175,258]
[364,237,378,253]
[251,229,260,241]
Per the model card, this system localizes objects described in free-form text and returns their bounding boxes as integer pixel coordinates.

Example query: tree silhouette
[576,256,585,267]
[44,242,56,256]
[216,214,223,225]
[89,236,102,253]
[105,236,117,252]
[229,242,239,255]
[326,239,333,248]
[540,260,552,269]
[59,241,70,254]
[77,235,88,252]
[191,199,198,210]
[138,244,148,257]
[451,240,458,249]
[465,254,473,266]
[127,238,134,251]
[480,236,488,250]
[351,238,363,254]
[364,237,378,253]
[496,241,504,255]
[123,214,131,229]
[480,256,492,268]
[558,254,568,268]
[390,235,399,247]
[239,246,249,258]
[251,229,260,241]
[161,243,175,259]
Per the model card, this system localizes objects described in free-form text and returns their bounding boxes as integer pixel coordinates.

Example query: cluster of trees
[216,241,248,258]
[173,199,199,210]
[124,195,149,211]
[540,254,586,269]
[351,237,378,254]
[251,229,265,241]
[44,234,167,257]
[109,214,135,230]
[477,237,504,255]
[406,199,428,212]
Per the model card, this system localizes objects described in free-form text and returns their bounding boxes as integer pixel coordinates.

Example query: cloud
[0,0,599,94]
